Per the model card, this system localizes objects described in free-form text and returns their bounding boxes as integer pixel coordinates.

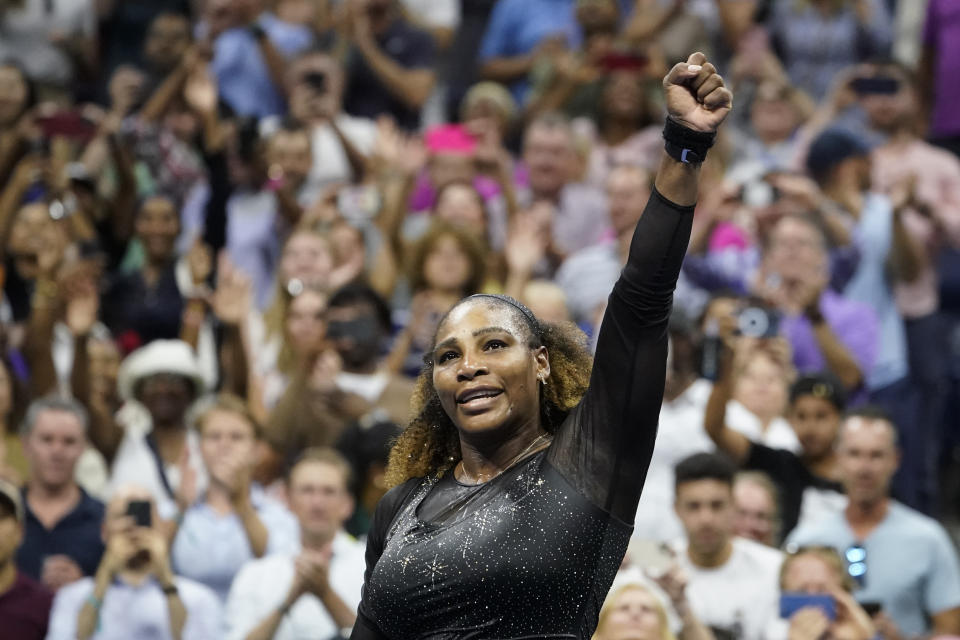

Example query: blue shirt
[209,13,314,118]
[842,192,908,389]
[477,0,581,104]
[170,486,300,600]
[16,487,105,581]
[787,501,960,636]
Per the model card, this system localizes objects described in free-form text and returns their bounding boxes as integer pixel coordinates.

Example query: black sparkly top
[352,190,696,639]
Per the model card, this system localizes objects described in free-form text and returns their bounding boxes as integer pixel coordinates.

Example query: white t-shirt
[401,0,460,29]
[633,379,715,542]
[673,537,784,640]
[224,531,367,640]
[727,400,801,453]
[302,115,379,203]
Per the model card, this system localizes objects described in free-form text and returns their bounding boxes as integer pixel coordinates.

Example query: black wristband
[662,116,717,164]
[161,583,179,596]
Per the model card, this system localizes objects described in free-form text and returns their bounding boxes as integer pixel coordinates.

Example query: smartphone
[850,76,900,96]
[337,185,381,222]
[36,111,97,140]
[126,500,152,528]
[860,601,883,617]
[779,593,836,621]
[625,539,674,578]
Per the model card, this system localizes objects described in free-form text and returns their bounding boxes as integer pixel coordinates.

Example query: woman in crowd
[171,394,299,600]
[593,581,713,640]
[778,547,876,640]
[350,52,732,639]
[387,220,487,377]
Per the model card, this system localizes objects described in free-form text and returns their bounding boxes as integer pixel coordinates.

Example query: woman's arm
[548,53,733,522]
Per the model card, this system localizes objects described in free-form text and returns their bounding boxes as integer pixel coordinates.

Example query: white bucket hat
[116,339,207,401]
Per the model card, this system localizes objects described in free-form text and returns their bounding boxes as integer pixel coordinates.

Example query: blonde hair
[195,393,262,439]
[593,583,675,640]
[780,546,856,592]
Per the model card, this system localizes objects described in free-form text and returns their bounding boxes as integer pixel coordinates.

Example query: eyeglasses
[845,544,867,587]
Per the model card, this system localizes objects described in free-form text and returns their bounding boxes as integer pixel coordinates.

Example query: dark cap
[805,128,872,180]
[0,478,24,523]
[789,373,847,411]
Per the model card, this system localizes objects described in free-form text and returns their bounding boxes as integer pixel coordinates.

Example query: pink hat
[425,124,476,156]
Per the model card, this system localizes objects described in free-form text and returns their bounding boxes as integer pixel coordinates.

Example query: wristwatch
[161,582,179,596]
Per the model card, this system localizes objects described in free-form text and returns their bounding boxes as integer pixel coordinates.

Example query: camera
[736,306,780,339]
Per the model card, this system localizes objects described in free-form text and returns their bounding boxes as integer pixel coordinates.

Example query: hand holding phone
[780,593,837,621]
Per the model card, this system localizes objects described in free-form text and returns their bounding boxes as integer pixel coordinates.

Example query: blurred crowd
[0,0,959,638]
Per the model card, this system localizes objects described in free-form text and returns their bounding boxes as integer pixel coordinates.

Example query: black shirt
[745,442,845,541]
[101,262,184,347]
[17,487,106,580]
[352,189,694,639]
[343,19,436,131]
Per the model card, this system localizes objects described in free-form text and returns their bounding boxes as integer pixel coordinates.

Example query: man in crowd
[0,478,53,640]
[46,486,221,639]
[705,368,848,540]
[732,471,780,548]
[17,396,105,591]
[285,49,378,199]
[518,113,609,267]
[341,0,437,130]
[672,453,783,640]
[787,408,960,637]
[756,213,878,393]
[806,128,925,508]
[206,0,314,118]
[225,448,366,640]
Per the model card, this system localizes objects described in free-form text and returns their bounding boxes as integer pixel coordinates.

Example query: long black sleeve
[201,149,230,253]
[548,188,695,523]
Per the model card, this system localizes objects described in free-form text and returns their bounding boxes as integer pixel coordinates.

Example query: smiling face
[431,300,549,438]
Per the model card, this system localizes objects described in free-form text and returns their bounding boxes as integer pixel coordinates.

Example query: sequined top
[351,190,696,639]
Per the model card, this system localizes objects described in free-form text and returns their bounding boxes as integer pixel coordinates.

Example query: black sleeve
[547,188,695,523]
[352,478,421,640]
[200,150,230,254]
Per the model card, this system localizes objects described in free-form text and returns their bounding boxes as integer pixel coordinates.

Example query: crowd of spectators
[0,0,959,638]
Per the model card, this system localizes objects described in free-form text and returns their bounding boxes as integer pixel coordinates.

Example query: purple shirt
[780,289,879,384]
[924,0,960,137]
[0,572,53,640]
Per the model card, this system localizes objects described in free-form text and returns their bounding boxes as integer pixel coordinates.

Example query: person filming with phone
[45,486,222,640]
[776,547,876,640]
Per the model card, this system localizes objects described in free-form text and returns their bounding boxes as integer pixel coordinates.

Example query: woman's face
[435,185,487,237]
[603,71,644,121]
[423,234,472,294]
[200,408,256,478]
[280,232,333,290]
[432,301,548,437]
[734,352,788,420]
[0,361,12,420]
[0,66,28,127]
[135,197,180,262]
[782,554,840,594]
[599,588,665,640]
[285,290,327,352]
[789,395,841,460]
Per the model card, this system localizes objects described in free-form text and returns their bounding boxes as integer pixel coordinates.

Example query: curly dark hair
[385,295,594,487]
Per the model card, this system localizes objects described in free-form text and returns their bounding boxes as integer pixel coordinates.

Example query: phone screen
[779,593,836,621]
[126,500,152,528]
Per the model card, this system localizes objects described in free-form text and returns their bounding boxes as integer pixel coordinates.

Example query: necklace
[455,433,553,486]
